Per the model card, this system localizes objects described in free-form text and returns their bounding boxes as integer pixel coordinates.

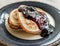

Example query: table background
[0,0,60,10]
[0,0,60,46]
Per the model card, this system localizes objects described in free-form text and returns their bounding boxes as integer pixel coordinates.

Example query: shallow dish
[0,1,60,46]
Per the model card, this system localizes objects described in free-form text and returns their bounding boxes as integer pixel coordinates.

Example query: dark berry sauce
[18,6,54,37]
[18,7,47,30]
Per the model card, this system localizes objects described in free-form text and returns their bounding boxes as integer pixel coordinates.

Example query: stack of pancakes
[7,5,46,35]
[8,9,21,29]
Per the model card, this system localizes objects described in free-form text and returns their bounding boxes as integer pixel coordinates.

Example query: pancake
[17,5,55,35]
[8,17,21,29]
[5,18,42,40]
[9,9,19,26]
[8,9,21,29]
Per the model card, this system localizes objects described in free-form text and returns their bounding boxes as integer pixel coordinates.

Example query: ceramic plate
[0,1,60,46]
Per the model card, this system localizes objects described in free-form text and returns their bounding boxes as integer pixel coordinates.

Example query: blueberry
[40,29,49,37]
[28,7,35,11]
[18,9,22,12]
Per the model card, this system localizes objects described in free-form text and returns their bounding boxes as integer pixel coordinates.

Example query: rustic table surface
[0,0,60,46]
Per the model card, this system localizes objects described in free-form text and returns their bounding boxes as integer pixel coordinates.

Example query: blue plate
[0,1,60,46]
